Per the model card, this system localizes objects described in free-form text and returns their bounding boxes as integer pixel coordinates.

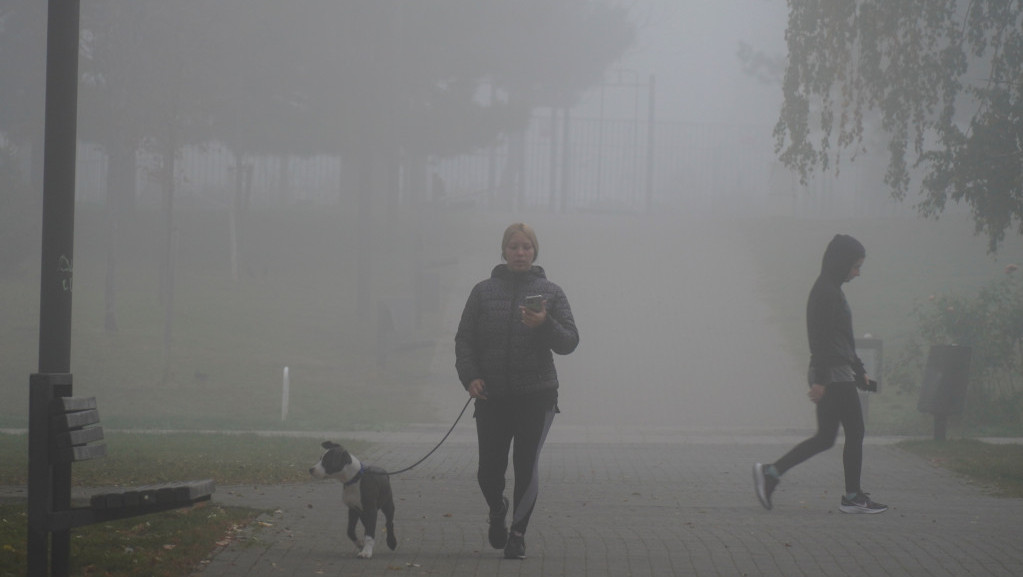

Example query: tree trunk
[279,154,291,205]
[229,152,252,282]
[159,140,177,383]
[102,141,136,333]
[230,153,240,283]
[356,149,375,324]
[500,129,526,211]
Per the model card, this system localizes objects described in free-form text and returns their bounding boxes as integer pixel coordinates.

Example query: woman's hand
[520,301,547,328]
[468,378,487,400]
[808,383,826,404]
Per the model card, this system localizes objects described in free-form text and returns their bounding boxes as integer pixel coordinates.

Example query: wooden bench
[27,373,215,576]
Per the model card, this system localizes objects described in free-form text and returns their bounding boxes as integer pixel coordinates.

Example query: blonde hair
[501,222,539,262]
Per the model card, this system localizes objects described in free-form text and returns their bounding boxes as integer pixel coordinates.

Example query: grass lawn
[0,432,352,486]
[897,439,1023,498]
[1,205,461,432]
[0,432,352,577]
[0,501,262,577]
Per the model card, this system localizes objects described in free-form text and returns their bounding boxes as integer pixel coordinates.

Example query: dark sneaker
[488,497,509,549]
[503,531,526,559]
[753,463,779,510]
[839,492,888,514]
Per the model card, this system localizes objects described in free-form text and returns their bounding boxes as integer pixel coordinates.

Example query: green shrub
[893,266,1023,433]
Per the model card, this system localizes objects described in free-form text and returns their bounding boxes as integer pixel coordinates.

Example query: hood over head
[820,234,865,284]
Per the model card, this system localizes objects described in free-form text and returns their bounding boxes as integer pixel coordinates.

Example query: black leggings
[475,391,556,535]
[773,382,865,494]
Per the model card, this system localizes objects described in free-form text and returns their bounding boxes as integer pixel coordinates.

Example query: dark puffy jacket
[807,234,866,385]
[455,264,579,398]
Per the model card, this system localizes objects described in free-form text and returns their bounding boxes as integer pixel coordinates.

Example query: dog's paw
[357,536,375,559]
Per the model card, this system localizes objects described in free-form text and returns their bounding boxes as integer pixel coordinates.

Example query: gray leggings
[475,392,556,535]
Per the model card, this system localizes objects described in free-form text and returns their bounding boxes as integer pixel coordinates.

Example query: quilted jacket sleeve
[540,285,579,356]
[454,284,482,389]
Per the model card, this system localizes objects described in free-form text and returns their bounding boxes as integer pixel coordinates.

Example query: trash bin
[917,345,971,440]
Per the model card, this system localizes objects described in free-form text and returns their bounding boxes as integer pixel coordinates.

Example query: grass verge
[896,439,1023,498]
[0,501,262,577]
[0,431,356,576]
[0,432,361,486]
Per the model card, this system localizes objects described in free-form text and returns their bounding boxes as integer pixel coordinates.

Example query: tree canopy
[70,0,634,164]
[774,0,1023,252]
[2,0,635,178]
[0,0,46,173]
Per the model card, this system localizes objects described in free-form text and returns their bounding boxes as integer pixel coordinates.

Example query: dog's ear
[322,441,340,449]
[321,445,352,474]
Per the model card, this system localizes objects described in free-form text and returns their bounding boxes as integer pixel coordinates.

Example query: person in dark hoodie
[455,222,579,559]
[753,234,888,514]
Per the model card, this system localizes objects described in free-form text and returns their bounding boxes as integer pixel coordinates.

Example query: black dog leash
[380,396,473,476]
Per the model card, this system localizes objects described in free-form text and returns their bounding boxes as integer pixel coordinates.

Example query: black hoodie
[806,234,866,386]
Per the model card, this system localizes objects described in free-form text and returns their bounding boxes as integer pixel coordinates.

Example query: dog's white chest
[342,482,362,510]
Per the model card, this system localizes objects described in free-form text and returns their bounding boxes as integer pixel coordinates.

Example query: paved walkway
[194,424,1023,577]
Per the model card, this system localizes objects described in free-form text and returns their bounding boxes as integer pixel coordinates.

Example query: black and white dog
[309,441,398,558]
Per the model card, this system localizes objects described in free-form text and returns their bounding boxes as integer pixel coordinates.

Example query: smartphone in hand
[524,295,544,312]
[858,378,878,392]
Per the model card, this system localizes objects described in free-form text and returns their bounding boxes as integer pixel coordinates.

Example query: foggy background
[4,0,1018,436]
[423,211,813,436]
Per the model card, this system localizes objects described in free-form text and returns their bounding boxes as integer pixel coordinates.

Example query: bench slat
[70,443,107,462]
[53,426,105,449]
[53,409,101,431]
[53,442,107,463]
[90,479,215,511]
[53,397,97,413]
[90,491,123,510]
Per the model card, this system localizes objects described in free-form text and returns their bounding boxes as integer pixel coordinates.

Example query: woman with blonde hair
[455,222,579,559]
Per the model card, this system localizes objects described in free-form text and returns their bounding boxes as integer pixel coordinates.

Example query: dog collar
[344,465,364,487]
